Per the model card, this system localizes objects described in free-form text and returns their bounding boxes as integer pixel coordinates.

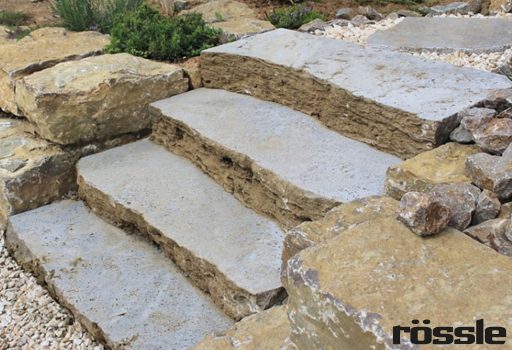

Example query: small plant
[106,4,220,61]
[0,10,30,27]
[266,5,324,29]
[214,11,224,22]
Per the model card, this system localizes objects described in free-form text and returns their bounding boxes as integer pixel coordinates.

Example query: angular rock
[336,7,356,19]
[77,140,286,320]
[0,27,110,115]
[429,0,481,15]
[490,0,512,13]
[498,107,512,118]
[5,200,232,349]
[499,201,512,219]
[396,9,422,16]
[151,88,400,229]
[368,18,512,53]
[298,19,328,33]
[192,306,290,350]
[282,196,399,265]
[465,147,512,200]
[465,218,512,256]
[0,26,14,46]
[398,191,452,236]
[459,107,496,132]
[201,29,512,158]
[15,53,188,145]
[358,6,384,20]
[214,19,275,43]
[450,124,474,143]
[284,217,512,349]
[473,189,501,224]
[431,183,480,230]
[178,57,202,89]
[385,143,480,200]
[350,15,373,26]
[473,117,512,154]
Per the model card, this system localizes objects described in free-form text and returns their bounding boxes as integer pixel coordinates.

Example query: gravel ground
[318,13,512,74]
[0,236,102,350]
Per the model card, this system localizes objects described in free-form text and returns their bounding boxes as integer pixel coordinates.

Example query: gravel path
[318,13,512,75]
[0,236,102,350]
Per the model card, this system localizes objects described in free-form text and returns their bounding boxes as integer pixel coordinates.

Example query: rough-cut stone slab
[77,139,285,320]
[0,117,143,226]
[5,200,232,349]
[16,53,188,145]
[0,28,110,116]
[201,29,512,158]
[385,142,480,200]
[193,305,290,350]
[282,196,398,265]
[283,217,512,349]
[151,88,400,229]
[368,18,512,53]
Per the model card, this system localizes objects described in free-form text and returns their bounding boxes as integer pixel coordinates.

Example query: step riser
[201,53,457,159]
[77,174,286,320]
[152,114,338,229]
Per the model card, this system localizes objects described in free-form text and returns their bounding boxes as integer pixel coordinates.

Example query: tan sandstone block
[0,28,110,115]
[192,306,290,350]
[16,53,188,145]
[284,217,512,349]
[385,142,480,200]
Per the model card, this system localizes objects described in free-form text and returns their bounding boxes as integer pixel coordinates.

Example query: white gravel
[317,13,512,75]
[0,235,102,350]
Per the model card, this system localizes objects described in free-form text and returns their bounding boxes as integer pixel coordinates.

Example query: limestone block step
[5,200,232,349]
[0,117,142,225]
[77,139,285,320]
[0,27,110,116]
[16,53,189,145]
[200,29,512,158]
[193,305,290,350]
[151,88,400,228]
[283,217,512,349]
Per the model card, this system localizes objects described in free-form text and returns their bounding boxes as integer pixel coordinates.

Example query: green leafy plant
[106,5,220,61]
[50,0,143,33]
[266,5,324,29]
[0,10,30,27]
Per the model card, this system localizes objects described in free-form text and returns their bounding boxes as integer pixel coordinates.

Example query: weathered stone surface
[490,0,512,13]
[398,191,452,236]
[465,218,512,256]
[77,140,285,320]
[5,200,232,349]
[284,217,512,349]
[459,107,496,132]
[0,26,15,46]
[473,117,512,154]
[499,201,512,219]
[385,143,480,200]
[336,7,356,19]
[201,29,511,158]
[358,6,384,20]
[15,53,188,145]
[431,183,480,230]
[368,18,512,53]
[350,15,373,26]
[178,57,202,89]
[183,0,274,42]
[429,0,481,14]
[282,196,399,265]
[151,89,399,229]
[396,9,422,16]
[298,19,328,33]
[449,124,474,143]
[465,146,512,200]
[498,106,512,118]
[193,306,290,350]
[0,117,144,225]
[0,28,110,115]
[473,189,501,224]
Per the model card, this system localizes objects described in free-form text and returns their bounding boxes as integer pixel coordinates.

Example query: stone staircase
[3,27,512,350]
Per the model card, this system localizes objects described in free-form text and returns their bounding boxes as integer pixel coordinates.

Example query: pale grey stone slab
[5,200,232,350]
[368,17,512,53]
[203,28,512,122]
[151,88,400,203]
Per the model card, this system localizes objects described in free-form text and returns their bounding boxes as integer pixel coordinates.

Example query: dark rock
[431,183,480,231]
[351,15,373,26]
[473,189,501,225]
[473,118,512,154]
[336,7,356,20]
[358,6,384,20]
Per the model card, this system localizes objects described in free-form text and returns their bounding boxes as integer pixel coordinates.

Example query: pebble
[0,235,103,349]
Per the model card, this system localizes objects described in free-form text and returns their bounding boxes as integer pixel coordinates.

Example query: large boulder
[0,27,110,116]
[385,142,480,200]
[16,53,188,145]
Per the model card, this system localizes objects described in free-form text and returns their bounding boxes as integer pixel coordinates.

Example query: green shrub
[106,5,220,61]
[50,0,143,33]
[0,10,30,27]
[266,5,324,29]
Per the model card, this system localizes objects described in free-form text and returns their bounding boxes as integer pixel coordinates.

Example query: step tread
[151,88,400,203]
[203,29,511,121]
[6,200,232,350]
[77,139,284,295]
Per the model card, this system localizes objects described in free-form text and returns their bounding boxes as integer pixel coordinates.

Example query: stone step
[200,28,512,159]
[77,139,285,320]
[0,27,110,116]
[283,216,512,349]
[5,200,232,350]
[151,88,400,229]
